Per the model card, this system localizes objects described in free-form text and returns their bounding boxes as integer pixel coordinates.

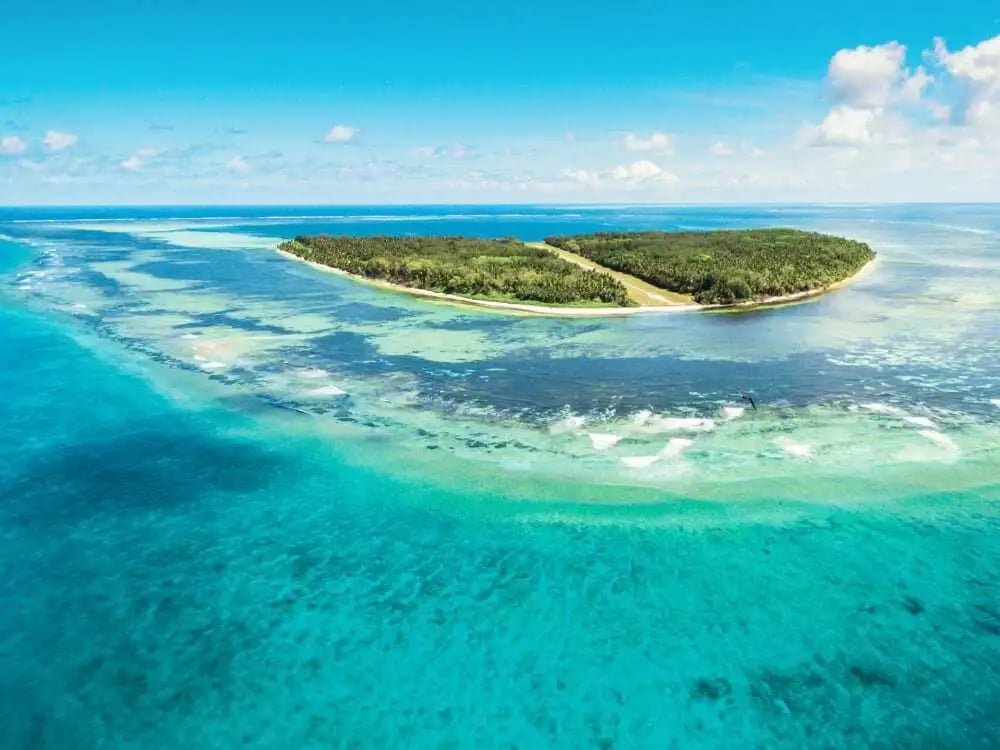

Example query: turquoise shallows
[0,206,997,748]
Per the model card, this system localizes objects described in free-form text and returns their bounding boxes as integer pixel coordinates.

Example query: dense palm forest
[281,235,632,306]
[544,229,875,304]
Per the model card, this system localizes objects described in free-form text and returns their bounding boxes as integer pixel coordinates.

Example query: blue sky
[2,0,999,203]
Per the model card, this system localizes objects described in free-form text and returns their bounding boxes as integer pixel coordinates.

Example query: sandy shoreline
[276,248,878,317]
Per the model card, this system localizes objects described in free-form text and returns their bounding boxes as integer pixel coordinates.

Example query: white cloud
[413,143,472,159]
[563,160,678,188]
[120,156,143,171]
[0,135,27,156]
[120,147,161,171]
[43,130,79,151]
[805,105,877,147]
[709,141,734,156]
[933,34,1000,85]
[900,66,933,102]
[803,41,933,148]
[623,131,675,154]
[226,155,250,173]
[828,42,910,108]
[932,34,1000,125]
[323,124,358,143]
[563,168,600,186]
[611,159,663,180]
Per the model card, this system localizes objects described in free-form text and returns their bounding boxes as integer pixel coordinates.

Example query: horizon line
[3,201,1000,209]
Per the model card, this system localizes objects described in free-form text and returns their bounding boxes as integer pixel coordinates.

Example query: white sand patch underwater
[621,454,661,469]
[722,406,745,420]
[774,436,813,459]
[660,438,693,458]
[307,385,348,397]
[918,429,959,454]
[587,433,621,451]
[298,368,330,380]
[892,429,961,463]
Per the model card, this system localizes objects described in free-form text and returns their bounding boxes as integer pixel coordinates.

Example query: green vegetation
[544,229,875,304]
[281,235,633,306]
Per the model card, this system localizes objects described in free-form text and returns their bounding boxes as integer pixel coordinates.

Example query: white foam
[199,361,228,370]
[903,416,938,430]
[307,385,347,397]
[660,438,693,457]
[587,433,621,451]
[722,406,745,420]
[774,436,813,459]
[991,399,1000,409]
[549,415,586,435]
[621,454,660,469]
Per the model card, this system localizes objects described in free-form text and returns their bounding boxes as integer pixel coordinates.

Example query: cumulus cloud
[622,131,675,154]
[323,124,358,143]
[120,156,143,171]
[932,34,1000,125]
[804,105,877,147]
[119,147,161,171]
[611,159,674,181]
[899,66,933,103]
[0,135,27,155]
[829,42,909,108]
[709,141,734,156]
[226,155,250,173]
[566,160,678,187]
[43,130,79,151]
[802,41,932,148]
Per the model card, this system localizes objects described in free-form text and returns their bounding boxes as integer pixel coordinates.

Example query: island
[544,229,876,305]
[278,229,876,314]
[279,235,632,306]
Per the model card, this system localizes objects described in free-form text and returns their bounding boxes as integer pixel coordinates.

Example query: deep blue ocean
[0,205,997,748]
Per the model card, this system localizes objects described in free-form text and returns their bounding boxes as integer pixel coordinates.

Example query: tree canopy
[544,229,875,304]
[281,235,632,306]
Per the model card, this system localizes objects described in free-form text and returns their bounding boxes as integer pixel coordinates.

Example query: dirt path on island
[525,242,693,306]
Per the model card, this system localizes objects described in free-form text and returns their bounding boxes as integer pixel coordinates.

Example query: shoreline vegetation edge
[275,246,879,317]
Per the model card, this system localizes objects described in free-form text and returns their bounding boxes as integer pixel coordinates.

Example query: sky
[1,0,999,204]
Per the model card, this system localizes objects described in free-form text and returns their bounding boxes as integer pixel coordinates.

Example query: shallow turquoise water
[0,207,998,748]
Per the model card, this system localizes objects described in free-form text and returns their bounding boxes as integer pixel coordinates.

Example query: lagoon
[0,204,997,748]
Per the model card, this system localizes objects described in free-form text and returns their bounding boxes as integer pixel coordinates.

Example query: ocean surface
[0,204,997,748]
